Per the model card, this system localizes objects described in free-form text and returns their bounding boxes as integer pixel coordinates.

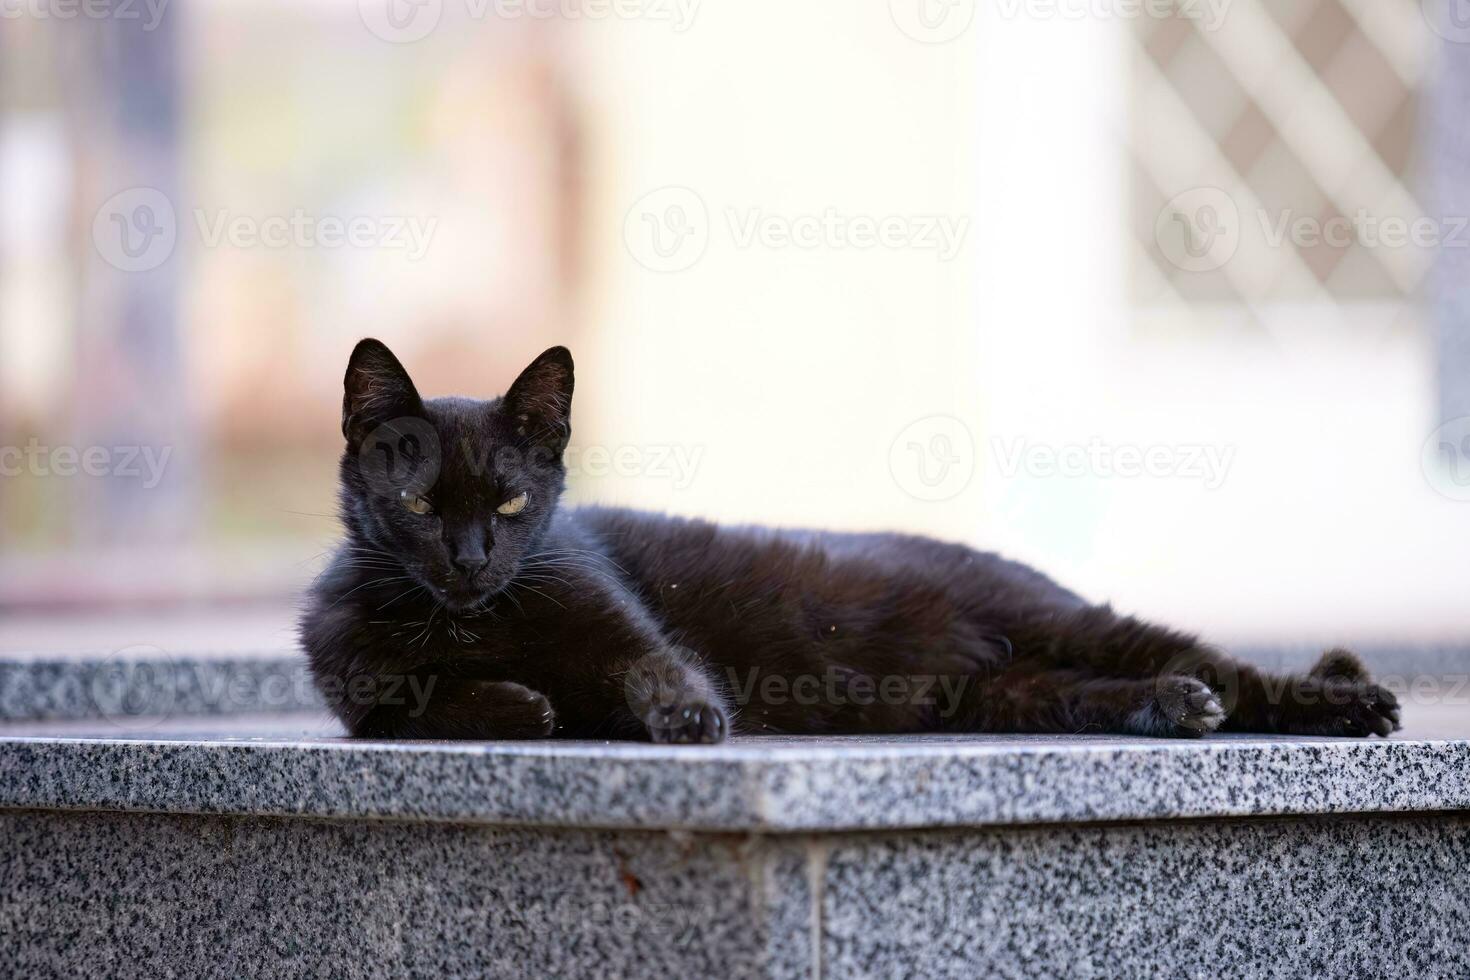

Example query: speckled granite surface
[0,810,813,980]
[1,643,1463,722]
[816,814,1470,978]
[0,651,320,722]
[4,694,1468,976]
[4,648,1466,976]
[2,711,1468,831]
[3,808,1464,979]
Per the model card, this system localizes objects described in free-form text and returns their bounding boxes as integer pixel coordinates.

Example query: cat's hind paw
[1284,676,1401,737]
[1309,648,1370,683]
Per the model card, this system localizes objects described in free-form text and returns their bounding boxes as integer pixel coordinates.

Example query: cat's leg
[966,668,1226,738]
[1027,607,1400,737]
[354,676,556,740]
[511,572,732,744]
[1223,648,1400,737]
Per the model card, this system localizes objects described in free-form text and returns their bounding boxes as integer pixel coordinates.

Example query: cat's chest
[368,604,558,662]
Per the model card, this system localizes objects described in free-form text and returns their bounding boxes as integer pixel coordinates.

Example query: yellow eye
[399,491,433,515]
[496,491,529,516]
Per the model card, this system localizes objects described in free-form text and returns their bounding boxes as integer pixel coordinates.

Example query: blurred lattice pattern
[1131,0,1429,323]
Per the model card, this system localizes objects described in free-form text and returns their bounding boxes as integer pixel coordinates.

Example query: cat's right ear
[342,338,424,447]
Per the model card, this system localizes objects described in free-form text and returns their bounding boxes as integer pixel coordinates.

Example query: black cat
[299,340,1401,743]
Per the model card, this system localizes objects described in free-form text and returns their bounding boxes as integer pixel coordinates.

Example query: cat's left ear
[502,346,574,452]
[342,338,424,448]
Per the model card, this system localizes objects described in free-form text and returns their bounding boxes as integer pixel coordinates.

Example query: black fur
[299,340,1402,743]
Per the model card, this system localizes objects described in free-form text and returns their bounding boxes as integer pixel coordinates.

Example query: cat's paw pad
[645,700,727,745]
[1155,675,1226,735]
[1290,678,1400,737]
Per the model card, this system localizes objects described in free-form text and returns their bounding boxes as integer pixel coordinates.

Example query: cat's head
[338,338,573,613]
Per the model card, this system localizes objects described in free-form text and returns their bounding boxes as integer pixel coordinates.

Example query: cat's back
[562,506,1082,607]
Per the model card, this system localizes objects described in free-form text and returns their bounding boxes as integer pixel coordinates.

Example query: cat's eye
[399,491,433,515]
[496,491,529,516]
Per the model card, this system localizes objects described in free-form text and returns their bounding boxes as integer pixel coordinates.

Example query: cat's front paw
[487,682,558,738]
[644,700,728,745]
[1154,675,1226,736]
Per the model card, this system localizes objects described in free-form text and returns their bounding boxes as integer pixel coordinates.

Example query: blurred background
[1,0,1468,657]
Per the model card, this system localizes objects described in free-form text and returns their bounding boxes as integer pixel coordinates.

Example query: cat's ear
[342,338,424,447]
[502,346,574,452]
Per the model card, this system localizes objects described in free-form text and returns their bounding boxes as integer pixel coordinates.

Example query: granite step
[2,650,1468,977]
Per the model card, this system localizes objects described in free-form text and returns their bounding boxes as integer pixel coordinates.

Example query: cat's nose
[453,555,489,579]
[448,525,491,580]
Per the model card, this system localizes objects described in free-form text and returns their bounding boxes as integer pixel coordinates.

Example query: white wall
[571,0,1470,647]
